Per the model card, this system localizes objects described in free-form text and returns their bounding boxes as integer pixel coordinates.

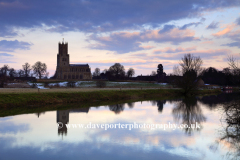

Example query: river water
[0,92,240,160]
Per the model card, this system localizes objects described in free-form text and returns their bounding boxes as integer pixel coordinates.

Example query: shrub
[0,80,4,88]
[67,81,76,88]
[31,83,38,88]
[44,82,49,88]
[96,81,106,88]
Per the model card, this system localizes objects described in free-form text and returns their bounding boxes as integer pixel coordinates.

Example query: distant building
[55,41,92,80]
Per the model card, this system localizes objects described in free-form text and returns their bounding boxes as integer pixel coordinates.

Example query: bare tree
[17,69,24,77]
[32,61,47,79]
[228,56,239,70]
[228,55,240,86]
[108,63,125,80]
[127,68,135,78]
[9,68,16,78]
[22,62,31,77]
[0,65,9,76]
[151,71,157,76]
[93,68,101,77]
[172,54,203,95]
[179,54,203,75]
[43,72,49,79]
[102,69,108,74]
[0,65,10,88]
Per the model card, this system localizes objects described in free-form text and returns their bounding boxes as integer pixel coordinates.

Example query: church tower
[55,40,92,80]
[57,41,69,67]
[56,41,69,79]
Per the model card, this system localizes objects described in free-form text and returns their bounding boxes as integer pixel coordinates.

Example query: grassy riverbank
[0,88,221,108]
[0,88,222,117]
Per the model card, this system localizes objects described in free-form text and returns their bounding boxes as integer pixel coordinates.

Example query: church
[55,41,92,80]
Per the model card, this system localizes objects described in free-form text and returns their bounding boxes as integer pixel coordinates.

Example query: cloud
[206,21,219,29]
[179,22,202,30]
[227,29,240,41]
[88,28,199,53]
[0,40,32,52]
[0,26,18,37]
[153,47,196,54]
[236,17,240,25]
[212,24,240,47]
[0,53,14,56]
[140,45,155,49]
[212,24,235,37]
[221,42,240,48]
[201,41,214,44]
[160,22,202,33]
[0,0,240,37]
[152,49,231,60]
[159,25,176,33]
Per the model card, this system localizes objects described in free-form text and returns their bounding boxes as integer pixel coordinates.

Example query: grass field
[0,88,221,108]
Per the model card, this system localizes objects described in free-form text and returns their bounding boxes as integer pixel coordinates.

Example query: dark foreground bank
[0,89,221,108]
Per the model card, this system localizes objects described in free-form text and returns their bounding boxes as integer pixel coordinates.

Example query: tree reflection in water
[218,99,240,160]
[127,102,134,109]
[172,97,206,135]
[108,104,125,114]
[151,100,166,113]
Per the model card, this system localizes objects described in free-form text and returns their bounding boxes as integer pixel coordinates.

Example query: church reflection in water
[56,108,89,136]
[53,93,240,138]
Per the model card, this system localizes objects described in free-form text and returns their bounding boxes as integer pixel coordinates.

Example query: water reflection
[172,97,206,135]
[35,112,45,118]
[108,104,125,114]
[57,110,69,136]
[57,108,89,136]
[1,92,240,160]
[151,100,166,113]
[198,92,240,109]
[218,97,240,159]
[127,102,134,108]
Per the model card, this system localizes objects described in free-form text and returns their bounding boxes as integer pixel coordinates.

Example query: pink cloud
[140,45,155,49]
[153,46,197,54]
[88,28,200,53]
[141,28,198,41]
[212,24,236,37]
[201,41,214,44]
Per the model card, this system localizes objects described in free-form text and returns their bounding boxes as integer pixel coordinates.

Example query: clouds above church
[0,0,240,36]
[88,28,199,53]
[0,40,32,52]
[0,0,240,75]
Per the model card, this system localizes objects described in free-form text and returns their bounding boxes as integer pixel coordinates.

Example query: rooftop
[70,64,89,67]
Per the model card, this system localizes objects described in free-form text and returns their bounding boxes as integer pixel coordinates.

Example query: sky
[0,0,240,76]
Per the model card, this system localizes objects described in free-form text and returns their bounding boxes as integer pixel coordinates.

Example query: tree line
[92,53,239,95]
[92,63,135,80]
[92,63,167,81]
[0,61,48,87]
[170,53,240,95]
